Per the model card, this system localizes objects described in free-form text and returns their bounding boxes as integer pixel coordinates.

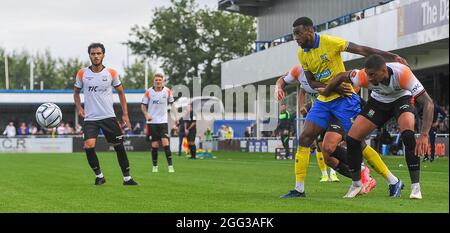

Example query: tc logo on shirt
[88,86,98,92]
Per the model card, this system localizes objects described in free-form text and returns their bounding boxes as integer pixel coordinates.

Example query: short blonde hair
[154,73,164,79]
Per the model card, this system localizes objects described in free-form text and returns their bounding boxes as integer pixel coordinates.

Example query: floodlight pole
[144,59,148,90]
[30,57,34,90]
[4,53,9,89]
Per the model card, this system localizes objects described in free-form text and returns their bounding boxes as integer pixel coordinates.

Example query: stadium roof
[218,0,273,16]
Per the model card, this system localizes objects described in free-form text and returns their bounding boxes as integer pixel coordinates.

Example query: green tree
[121,59,156,90]
[127,0,256,87]
[56,58,89,89]
[33,50,58,89]
[0,48,5,89]
[8,50,30,90]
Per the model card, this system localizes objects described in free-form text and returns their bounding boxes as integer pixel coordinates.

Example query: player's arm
[187,121,196,131]
[140,104,152,122]
[298,88,308,116]
[141,90,152,122]
[316,71,352,97]
[304,70,325,89]
[415,91,434,155]
[275,76,287,101]
[73,70,85,118]
[73,87,85,118]
[115,84,131,130]
[346,42,409,66]
[401,68,433,155]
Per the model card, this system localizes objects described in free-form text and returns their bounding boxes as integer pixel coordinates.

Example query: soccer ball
[35,103,62,128]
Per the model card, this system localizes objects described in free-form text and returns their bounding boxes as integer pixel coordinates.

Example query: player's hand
[145,113,153,122]
[394,55,410,67]
[78,108,85,118]
[300,106,308,116]
[335,83,353,97]
[275,85,286,102]
[122,114,131,131]
[185,130,189,135]
[315,87,326,96]
[415,133,428,156]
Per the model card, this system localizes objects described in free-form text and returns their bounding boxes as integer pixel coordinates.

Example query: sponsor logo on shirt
[314,69,331,81]
[411,83,422,93]
[87,86,108,93]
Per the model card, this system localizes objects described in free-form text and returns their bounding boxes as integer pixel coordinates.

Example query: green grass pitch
[0,151,448,212]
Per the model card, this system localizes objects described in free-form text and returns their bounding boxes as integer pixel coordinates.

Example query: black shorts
[359,95,414,127]
[146,123,169,142]
[316,117,345,142]
[187,129,196,142]
[83,117,124,144]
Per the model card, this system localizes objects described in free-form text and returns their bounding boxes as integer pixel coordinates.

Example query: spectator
[423,102,447,162]
[171,124,179,137]
[245,125,251,137]
[57,122,66,135]
[225,125,234,140]
[133,122,142,135]
[17,122,28,136]
[28,123,38,135]
[64,123,75,135]
[216,125,226,140]
[177,116,185,156]
[75,123,83,135]
[204,128,213,141]
[2,122,16,137]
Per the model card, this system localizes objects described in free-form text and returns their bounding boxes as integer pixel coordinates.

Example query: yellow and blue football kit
[298,33,361,132]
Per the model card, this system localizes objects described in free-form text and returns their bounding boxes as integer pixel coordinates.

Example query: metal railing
[254,0,395,53]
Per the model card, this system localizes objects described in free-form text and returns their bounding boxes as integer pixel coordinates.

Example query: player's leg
[280,102,329,198]
[147,124,160,172]
[188,129,197,159]
[178,133,184,157]
[281,130,290,159]
[315,140,330,182]
[83,121,105,185]
[397,111,421,199]
[102,118,137,185]
[360,140,399,187]
[322,131,353,183]
[344,115,377,198]
[345,96,400,188]
[161,124,174,172]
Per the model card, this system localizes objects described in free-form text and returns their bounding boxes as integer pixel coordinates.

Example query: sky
[0,0,218,74]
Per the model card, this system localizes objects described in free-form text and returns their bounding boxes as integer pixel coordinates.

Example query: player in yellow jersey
[280,17,408,198]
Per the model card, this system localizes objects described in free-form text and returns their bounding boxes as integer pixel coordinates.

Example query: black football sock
[114,144,130,177]
[402,130,420,183]
[164,145,173,166]
[333,162,352,178]
[152,147,159,166]
[330,145,348,165]
[189,144,196,158]
[85,148,101,176]
[346,135,363,182]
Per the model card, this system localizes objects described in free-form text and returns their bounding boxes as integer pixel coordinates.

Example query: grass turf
[0,151,447,213]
